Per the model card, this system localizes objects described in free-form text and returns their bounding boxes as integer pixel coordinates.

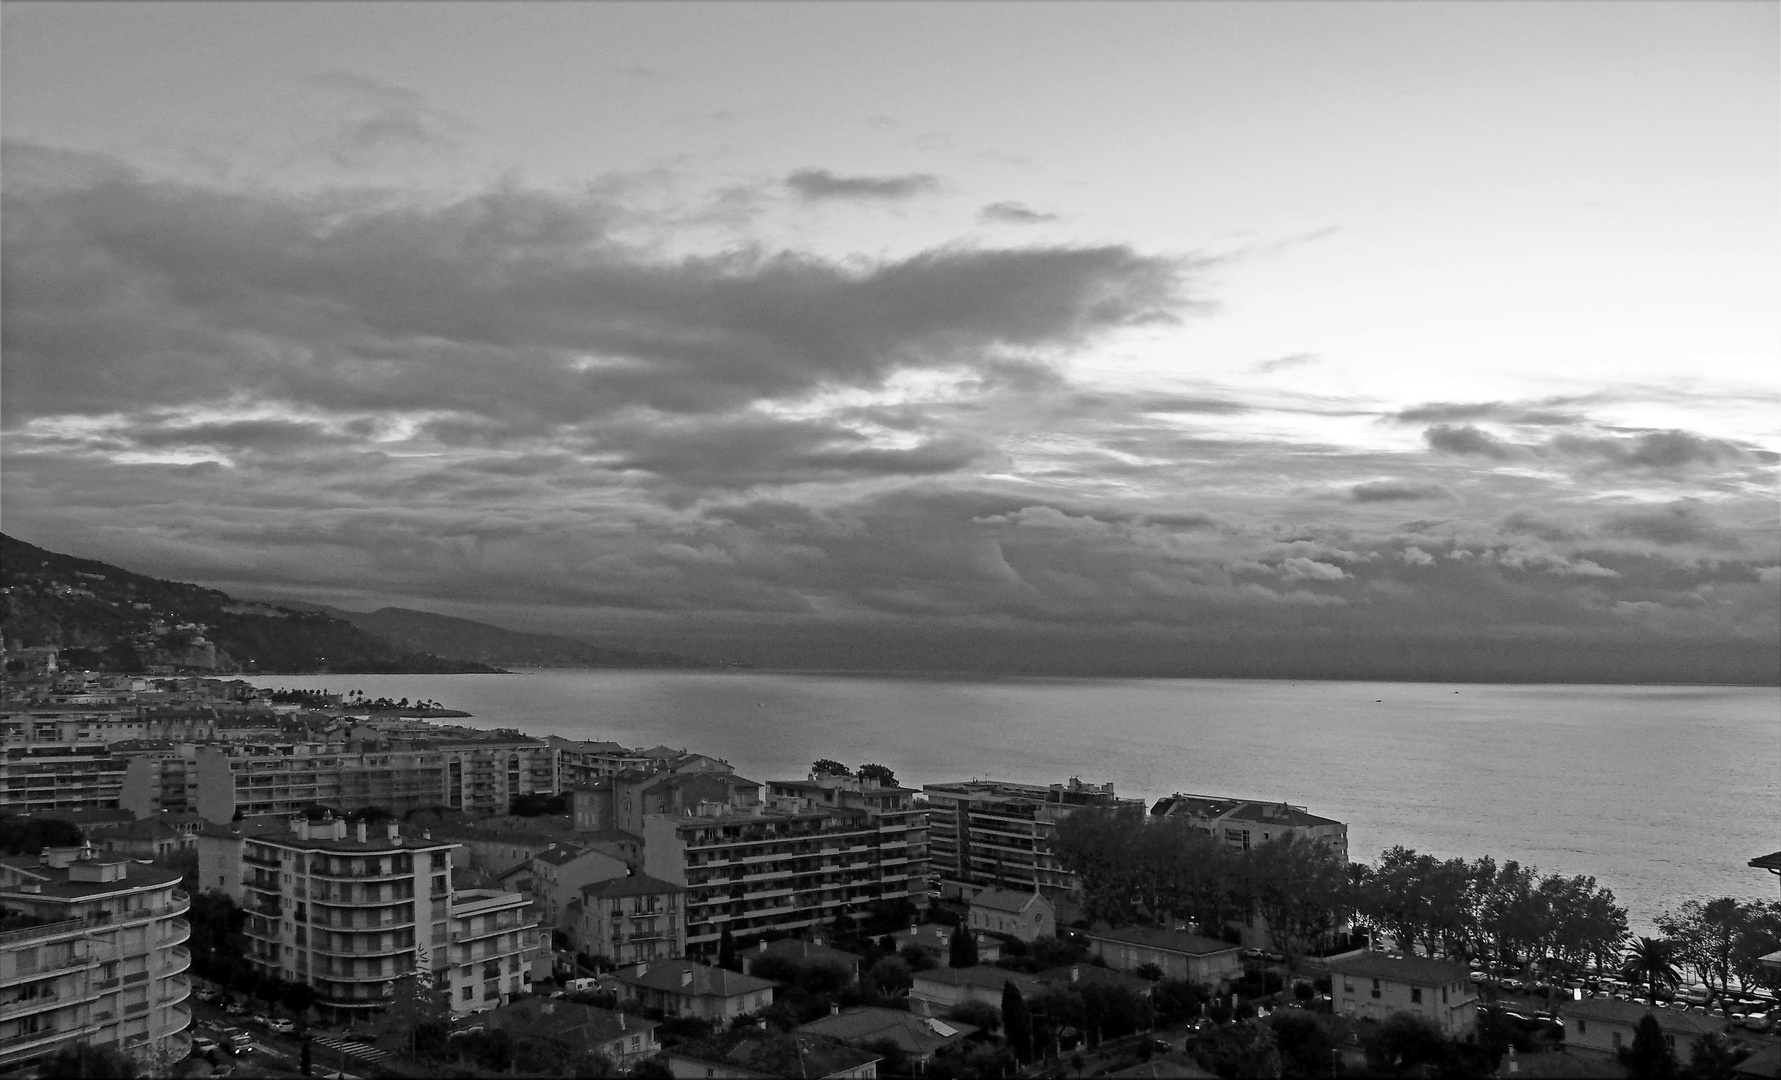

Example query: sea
[244,670,1781,933]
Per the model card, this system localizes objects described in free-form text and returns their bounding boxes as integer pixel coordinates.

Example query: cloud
[785,168,939,201]
[980,201,1058,225]
[1251,352,1318,374]
[1549,429,1747,470]
[1424,424,1520,459]
[306,72,468,167]
[1,143,1188,432]
[1351,480,1452,503]
[1278,557,1348,582]
[1391,399,1587,426]
[1601,502,1742,549]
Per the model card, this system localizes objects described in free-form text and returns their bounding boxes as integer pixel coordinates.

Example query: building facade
[1148,793,1349,864]
[0,848,192,1071]
[1327,952,1478,1037]
[201,815,540,1018]
[1,743,128,814]
[1084,926,1244,987]
[569,873,687,966]
[641,775,928,957]
[923,778,1138,904]
[967,887,1056,943]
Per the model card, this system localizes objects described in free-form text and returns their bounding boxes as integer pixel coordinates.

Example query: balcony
[166,1002,192,1033]
[0,992,64,1022]
[159,918,191,947]
[159,974,191,1005]
[165,946,191,976]
[0,1022,94,1061]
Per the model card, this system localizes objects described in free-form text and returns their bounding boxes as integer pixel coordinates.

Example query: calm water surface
[251,670,1780,931]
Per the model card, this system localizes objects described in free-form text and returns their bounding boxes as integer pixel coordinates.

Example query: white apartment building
[201,816,540,1018]
[0,847,193,1072]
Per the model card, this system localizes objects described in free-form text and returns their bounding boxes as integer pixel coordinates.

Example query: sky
[3,3,1777,680]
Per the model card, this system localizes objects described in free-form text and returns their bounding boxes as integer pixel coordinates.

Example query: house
[969,886,1056,943]
[530,842,629,929]
[891,923,1002,964]
[614,958,776,1022]
[797,1006,977,1067]
[1561,998,1725,1060]
[1085,926,1243,987]
[93,816,191,860]
[1035,964,1155,997]
[664,1031,879,1079]
[570,872,687,965]
[1327,952,1478,1038]
[469,997,660,1067]
[749,937,862,985]
[909,965,1044,1019]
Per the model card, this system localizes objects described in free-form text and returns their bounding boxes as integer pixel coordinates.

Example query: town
[3,666,1779,1079]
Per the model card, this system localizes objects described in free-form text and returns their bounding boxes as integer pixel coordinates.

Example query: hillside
[0,533,503,674]
[332,606,709,669]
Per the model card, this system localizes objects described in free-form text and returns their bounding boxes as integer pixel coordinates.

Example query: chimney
[635,961,648,978]
[830,1002,840,1016]
[757,940,768,953]
[1071,965,1080,983]
[356,821,368,843]
[619,1011,626,1030]
[333,818,346,840]
[387,821,399,842]
[681,968,693,987]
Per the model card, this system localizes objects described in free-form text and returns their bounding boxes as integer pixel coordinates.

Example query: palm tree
[1622,935,1680,1005]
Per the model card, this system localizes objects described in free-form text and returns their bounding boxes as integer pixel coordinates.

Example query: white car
[267,1018,296,1034]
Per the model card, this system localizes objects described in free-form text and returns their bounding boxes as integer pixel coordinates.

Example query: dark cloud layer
[785,168,939,201]
[3,142,1776,683]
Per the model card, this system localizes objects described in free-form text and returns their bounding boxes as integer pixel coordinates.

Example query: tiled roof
[752,938,860,969]
[797,1007,976,1055]
[477,998,656,1046]
[1088,926,1240,957]
[672,1032,879,1080]
[1035,965,1153,993]
[971,887,1051,914]
[616,959,776,998]
[533,844,588,866]
[580,873,684,899]
[1326,951,1471,986]
[1562,997,1726,1036]
[912,965,1044,995]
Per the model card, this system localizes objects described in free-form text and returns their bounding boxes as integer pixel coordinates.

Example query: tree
[947,999,1002,1036]
[385,971,450,1058]
[1623,936,1682,1005]
[38,1043,139,1079]
[1366,1012,1445,1074]
[857,763,898,787]
[718,926,739,971]
[867,955,914,998]
[300,1037,313,1077]
[812,759,851,777]
[1268,1010,1333,1080]
[948,925,979,969]
[1734,901,1781,995]
[1619,1013,1677,1080]
[1688,1032,1749,1080]
[1191,1020,1283,1080]
[1002,981,1034,1063]
[0,815,84,856]
[1662,898,1750,1015]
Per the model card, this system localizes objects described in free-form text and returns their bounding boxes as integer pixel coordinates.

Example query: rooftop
[580,872,685,899]
[1326,951,1473,986]
[0,855,182,901]
[473,997,655,1046]
[796,1007,976,1056]
[616,958,776,998]
[670,1031,879,1080]
[1562,997,1726,1036]
[751,937,861,969]
[971,886,1052,914]
[1749,851,1781,872]
[912,965,1044,995]
[1087,925,1241,957]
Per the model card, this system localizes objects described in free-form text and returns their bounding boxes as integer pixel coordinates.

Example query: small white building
[1326,952,1477,1038]
[968,887,1056,943]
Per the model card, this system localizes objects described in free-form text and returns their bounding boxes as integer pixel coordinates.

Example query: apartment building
[641,774,928,957]
[567,873,687,965]
[118,748,198,818]
[433,740,556,816]
[201,816,541,1018]
[1148,793,1349,864]
[527,843,627,929]
[1,743,128,814]
[0,847,193,1072]
[922,778,1138,905]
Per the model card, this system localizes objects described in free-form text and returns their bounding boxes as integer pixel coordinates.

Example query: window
[1578,1019,1586,1034]
[1612,1032,1621,1049]
[1343,980,1354,994]
[1411,988,1422,1004]
[1370,978,1381,999]
[1441,986,1448,1004]
[461,986,474,1001]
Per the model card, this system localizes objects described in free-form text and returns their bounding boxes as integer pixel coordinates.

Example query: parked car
[229,1032,255,1053]
[1149,1038,1175,1053]
[267,1018,296,1034]
[223,1002,247,1015]
[193,1036,219,1054]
